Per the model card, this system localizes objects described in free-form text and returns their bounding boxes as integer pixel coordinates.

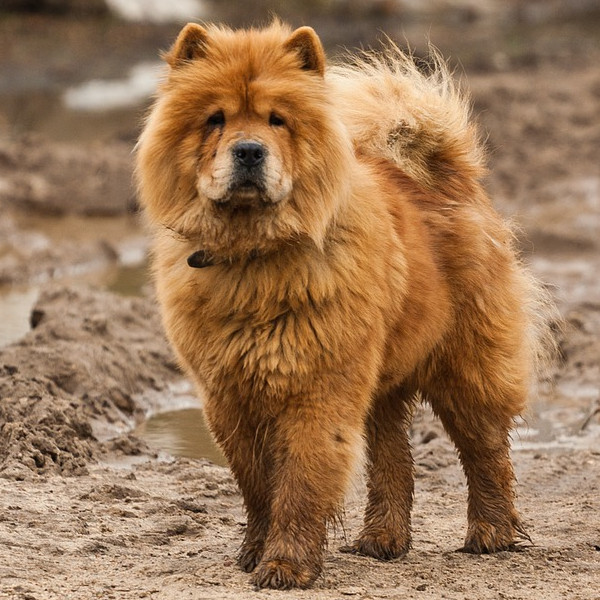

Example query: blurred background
[0,0,599,452]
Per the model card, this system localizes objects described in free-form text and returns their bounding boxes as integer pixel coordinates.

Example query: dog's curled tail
[329,43,485,191]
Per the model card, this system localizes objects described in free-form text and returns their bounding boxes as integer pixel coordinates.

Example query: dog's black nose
[233,141,265,168]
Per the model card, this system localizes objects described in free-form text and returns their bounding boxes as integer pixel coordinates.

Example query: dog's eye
[206,110,225,129]
[269,112,286,127]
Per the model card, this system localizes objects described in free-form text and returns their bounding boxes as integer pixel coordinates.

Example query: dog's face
[194,94,293,210]
[137,23,353,259]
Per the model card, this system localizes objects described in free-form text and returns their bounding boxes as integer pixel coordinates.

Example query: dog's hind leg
[341,385,415,560]
[426,367,528,553]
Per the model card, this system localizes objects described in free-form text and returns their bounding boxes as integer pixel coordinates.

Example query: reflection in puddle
[138,407,227,466]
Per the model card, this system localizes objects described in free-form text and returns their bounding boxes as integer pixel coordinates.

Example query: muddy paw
[252,558,317,590]
[238,540,264,573]
[460,519,531,554]
[340,532,410,560]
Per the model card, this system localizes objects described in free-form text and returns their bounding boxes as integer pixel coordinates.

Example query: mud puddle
[514,389,600,452]
[142,398,600,468]
[132,380,227,466]
[137,408,226,466]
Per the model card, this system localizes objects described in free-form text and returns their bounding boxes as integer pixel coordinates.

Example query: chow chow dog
[136,21,552,589]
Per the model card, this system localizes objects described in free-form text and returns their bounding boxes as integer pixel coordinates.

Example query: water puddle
[0,262,150,348]
[139,396,600,467]
[138,408,226,466]
[133,380,227,466]
[105,263,150,296]
[513,379,600,452]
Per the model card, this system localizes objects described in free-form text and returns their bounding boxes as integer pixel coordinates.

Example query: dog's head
[137,22,353,260]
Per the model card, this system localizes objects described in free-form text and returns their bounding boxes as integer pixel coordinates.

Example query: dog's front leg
[252,394,366,590]
[203,400,274,573]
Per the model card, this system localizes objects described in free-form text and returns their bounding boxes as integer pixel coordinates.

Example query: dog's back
[329,45,555,396]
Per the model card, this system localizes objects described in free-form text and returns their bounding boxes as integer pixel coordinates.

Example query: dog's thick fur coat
[136,22,552,589]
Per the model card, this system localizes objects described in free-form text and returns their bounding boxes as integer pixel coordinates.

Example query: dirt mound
[0,136,135,217]
[0,285,180,480]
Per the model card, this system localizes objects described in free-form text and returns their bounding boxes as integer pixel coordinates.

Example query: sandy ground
[1,4,599,599]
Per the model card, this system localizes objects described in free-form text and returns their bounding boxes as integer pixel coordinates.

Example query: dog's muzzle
[214,140,269,207]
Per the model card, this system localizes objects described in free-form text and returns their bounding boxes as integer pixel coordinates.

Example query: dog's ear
[164,23,209,68]
[284,26,326,77]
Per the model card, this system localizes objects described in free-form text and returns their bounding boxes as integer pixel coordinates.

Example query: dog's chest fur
[157,239,394,405]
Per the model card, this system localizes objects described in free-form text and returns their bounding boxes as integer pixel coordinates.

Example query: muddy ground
[1,3,599,599]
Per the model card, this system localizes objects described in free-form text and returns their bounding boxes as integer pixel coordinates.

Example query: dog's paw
[252,558,317,590]
[237,540,264,573]
[340,532,410,561]
[459,519,531,554]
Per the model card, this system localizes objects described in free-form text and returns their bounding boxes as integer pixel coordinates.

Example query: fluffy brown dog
[136,21,552,589]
